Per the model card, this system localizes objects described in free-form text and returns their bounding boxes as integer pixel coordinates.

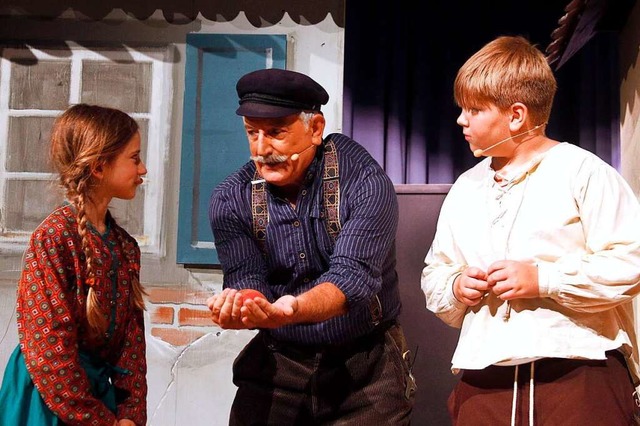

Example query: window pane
[81,61,151,113]
[4,180,61,231]
[6,117,55,172]
[10,61,71,110]
[136,118,149,163]
[109,186,145,236]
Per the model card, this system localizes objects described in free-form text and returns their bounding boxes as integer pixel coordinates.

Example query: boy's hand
[486,260,539,301]
[453,266,490,306]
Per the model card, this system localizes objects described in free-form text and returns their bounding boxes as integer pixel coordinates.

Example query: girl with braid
[0,104,148,425]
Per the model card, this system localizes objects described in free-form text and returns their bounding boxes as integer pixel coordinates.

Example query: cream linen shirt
[421,142,640,383]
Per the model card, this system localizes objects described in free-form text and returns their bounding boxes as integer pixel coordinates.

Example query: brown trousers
[449,350,638,426]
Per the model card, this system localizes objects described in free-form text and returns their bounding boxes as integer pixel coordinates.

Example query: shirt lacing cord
[510,361,536,426]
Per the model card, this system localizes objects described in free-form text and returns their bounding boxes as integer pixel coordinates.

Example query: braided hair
[49,104,146,336]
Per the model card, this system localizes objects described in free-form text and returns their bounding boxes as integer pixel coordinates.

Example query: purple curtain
[343,1,620,184]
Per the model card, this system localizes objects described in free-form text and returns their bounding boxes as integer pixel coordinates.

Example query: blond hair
[454,36,557,125]
[50,104,146,337]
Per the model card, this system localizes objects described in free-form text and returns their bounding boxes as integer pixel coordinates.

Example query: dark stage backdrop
[343,1,620,184]
[395,185,457,426]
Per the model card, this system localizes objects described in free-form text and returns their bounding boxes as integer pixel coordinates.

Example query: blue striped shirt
[209,133,401,344]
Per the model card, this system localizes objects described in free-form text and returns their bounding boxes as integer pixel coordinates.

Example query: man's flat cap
[236,68,329,118]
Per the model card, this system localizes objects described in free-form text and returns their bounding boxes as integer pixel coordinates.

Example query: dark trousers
[449,350,638,426]
[229,322,416,425]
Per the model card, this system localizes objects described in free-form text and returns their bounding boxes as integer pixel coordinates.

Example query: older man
[207,68,415,425]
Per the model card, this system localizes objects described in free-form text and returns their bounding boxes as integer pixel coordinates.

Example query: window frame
[0,43,172,255]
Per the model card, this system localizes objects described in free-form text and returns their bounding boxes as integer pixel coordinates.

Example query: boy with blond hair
[422,35,640,425]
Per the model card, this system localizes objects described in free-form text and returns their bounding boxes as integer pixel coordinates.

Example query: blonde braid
[68,178,108,336]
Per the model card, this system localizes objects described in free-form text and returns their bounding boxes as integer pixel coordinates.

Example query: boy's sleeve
[537,162,640,311]
[420,189,469,328]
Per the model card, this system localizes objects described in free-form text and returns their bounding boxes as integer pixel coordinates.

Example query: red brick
[150,327,206,347]
[179,307,215,326]
[145,286,212,305]
[149,306,174,325]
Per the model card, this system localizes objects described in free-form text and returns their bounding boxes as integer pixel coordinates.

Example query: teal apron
[0,345,126,425]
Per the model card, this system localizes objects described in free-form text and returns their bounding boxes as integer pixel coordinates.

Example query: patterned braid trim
[322,139,341,243]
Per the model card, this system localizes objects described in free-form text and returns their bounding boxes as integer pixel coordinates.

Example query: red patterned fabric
[16,204,147,425]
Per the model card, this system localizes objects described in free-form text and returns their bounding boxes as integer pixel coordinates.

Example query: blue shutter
[177,34,287,265]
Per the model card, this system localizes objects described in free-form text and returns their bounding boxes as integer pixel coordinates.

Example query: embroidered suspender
[251,179,269,250]
[322,139,342,242]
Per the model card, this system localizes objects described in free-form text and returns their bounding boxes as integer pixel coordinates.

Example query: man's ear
[508,103,527,132]
[310,113,326,146]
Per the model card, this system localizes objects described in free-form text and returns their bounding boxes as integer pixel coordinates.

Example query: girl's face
[456,103,512,157]
[99,131,147,200]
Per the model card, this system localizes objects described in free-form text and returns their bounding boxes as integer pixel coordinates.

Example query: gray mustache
[250,154,288,164]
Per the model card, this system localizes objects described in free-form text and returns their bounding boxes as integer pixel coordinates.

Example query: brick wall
[145,285,219,346]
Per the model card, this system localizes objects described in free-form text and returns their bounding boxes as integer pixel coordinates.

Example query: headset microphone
[472,122,546,158]
[290,144,315,161]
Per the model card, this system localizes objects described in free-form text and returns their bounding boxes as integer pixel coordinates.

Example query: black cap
[236,68,329,118]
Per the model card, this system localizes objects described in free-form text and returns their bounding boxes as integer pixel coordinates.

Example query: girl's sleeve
[17,228,118,425]
[112,302,147,425]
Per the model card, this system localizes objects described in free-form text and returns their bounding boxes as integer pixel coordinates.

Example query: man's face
[244,113,324,189]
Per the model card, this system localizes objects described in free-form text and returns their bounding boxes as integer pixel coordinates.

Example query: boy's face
[456,104,512,157]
